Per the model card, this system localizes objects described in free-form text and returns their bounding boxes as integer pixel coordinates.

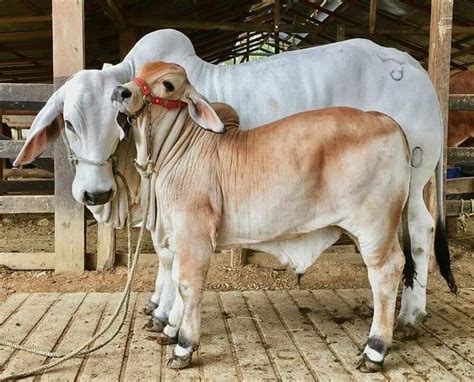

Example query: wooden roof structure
[1,0,473,83]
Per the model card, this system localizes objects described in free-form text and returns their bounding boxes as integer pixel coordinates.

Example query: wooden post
[52,0,85,273]
[97,224,116,270]
[230,248,247,268]
[369,0,378,34]
[274,0,280,54]
[96,27,137,271]
[427,0,454,222]
[0,111,4,183]
[336,24,346,41]
[119,28,136,60]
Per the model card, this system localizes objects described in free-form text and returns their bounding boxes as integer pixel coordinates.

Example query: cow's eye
[163,81,175,92]
[65,120,74,132]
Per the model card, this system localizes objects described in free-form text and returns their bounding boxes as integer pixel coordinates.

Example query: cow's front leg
[142,263,163,315]
[157,253,183,345]
[144,246,176,332]
[358,240,404,372]
[167,213,215,369]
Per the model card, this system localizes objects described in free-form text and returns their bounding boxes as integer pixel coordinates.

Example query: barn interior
[0,3,471,273]
[0,2,473,380]
[0,0,473,84]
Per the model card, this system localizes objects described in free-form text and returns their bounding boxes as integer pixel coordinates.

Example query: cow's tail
[401,201,416,289]
[434,158,458,294]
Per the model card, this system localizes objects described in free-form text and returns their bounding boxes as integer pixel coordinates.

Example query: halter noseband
[133,77,187,110]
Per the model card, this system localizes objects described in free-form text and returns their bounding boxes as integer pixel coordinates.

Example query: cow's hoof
[140,301,158,315]
[143,317,164,333]
[157,333,178,345]
[356,354,383,373]
[394,317,424,341]
[167,353,192,369]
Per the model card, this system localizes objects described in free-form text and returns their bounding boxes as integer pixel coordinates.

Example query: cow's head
[14,69,126,205]
[111,61,225,134]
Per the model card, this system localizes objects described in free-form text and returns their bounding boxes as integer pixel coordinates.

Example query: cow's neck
[133,106,190,174]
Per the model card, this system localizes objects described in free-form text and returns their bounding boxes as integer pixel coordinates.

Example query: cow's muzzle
[111,86,132,103]
[83,190,113,205]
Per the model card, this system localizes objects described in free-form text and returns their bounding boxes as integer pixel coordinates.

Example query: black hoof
[157,332,178,345]
[167,352,193,369]
[143,317,164,333]
[394,320,422,341]
[140,301,158,316]
[356,354,383,373]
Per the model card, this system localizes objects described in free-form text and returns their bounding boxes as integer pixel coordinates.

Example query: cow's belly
[216,226,342,274]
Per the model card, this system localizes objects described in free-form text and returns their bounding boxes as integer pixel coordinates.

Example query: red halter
[133,77,187,110]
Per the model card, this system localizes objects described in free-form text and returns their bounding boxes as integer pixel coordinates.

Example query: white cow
[14,29,456,341]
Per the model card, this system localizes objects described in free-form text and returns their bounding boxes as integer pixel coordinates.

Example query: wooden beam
[0,30,52,42]
[427,0,454,223]
[451,45,474,59]
[0,113,4,183]
[446,200,474,217]
[336,25,346,41]
[0,140,53,159]
[0,195,54,214]
[119,28,137,60]
[447,177,474,195]
[0,15,51,24]
[369,0,378,34]
[2,115,35,128]
[0,180,54,193]
[127,18,319,33]
[448,147,474,164]
[449,94,474,111]
[4,168,53,179]
[53,0,85,273]
[129,16,474,36]
[0,83,53,111]
[98,0,127,30]
[0,252,54,270]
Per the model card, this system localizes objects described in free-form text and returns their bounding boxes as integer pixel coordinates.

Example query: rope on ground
[0,170,151,381]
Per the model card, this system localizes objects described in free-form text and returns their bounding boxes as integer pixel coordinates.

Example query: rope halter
[61,130,118,170]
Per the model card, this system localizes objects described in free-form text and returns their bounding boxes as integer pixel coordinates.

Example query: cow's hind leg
[358,238,405,372]
[396,190,433,339]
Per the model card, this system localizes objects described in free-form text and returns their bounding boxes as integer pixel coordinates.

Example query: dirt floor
[0,215,473,295]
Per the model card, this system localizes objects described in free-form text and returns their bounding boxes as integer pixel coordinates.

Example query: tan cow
[448,69,474,147]
[111,62,413,372]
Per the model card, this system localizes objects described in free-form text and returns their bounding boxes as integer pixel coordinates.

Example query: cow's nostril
[111,86,132,102]
[83,190,113,206]
[121,88,132,99]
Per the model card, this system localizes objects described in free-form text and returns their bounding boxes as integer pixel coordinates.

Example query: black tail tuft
[434,218,458,294]
[402,206,416,289]
[402,248,416,289]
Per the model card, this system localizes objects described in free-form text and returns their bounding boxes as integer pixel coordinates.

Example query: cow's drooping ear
[185,86,225,134]
[115,111,131,140]
[14,86,65,166]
